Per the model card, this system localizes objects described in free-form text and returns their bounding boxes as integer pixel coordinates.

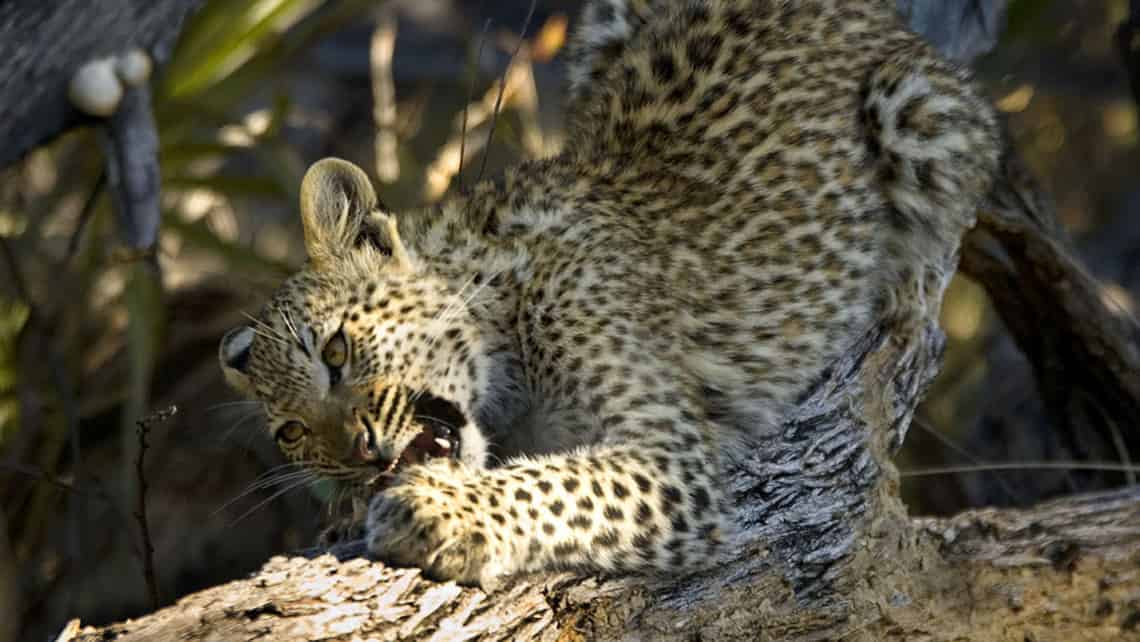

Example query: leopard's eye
[322,329,348,369]
[276,420,307,445]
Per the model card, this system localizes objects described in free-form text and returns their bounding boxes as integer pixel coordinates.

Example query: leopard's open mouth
[365,392,466,485]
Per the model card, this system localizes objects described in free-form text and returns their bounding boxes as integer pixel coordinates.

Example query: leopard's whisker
[213,469,318,519]
[225,475,317,528]
[252,328,288,348]
[219,409,265,445]
[242,311,290,345]
[202,400,260,414]
[327,484,347,522]
[280,308,307,352]
[249,460,314,482]
[413,414,458,431]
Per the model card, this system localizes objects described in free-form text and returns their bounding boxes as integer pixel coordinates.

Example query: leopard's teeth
[434,438,451,450]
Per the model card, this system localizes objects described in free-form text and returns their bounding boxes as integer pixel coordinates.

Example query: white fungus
[115,49,153,87]
[68,48,153,118]
[68,58,123,117]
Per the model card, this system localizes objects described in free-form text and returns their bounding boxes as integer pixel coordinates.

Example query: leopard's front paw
[317,514,367,549]
[317,494,370,550]
[365,463,508,589]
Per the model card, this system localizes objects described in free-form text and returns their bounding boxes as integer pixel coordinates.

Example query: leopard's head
[218,158,499,487]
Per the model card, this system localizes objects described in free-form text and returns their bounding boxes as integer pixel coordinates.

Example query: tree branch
[959,135,1140,463]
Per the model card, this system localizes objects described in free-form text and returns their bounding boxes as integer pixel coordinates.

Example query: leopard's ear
[299,158,380,265]
[369,211,415,272]
[219,324,256,397]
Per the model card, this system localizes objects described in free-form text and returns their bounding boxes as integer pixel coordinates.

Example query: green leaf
[163,0,322,99]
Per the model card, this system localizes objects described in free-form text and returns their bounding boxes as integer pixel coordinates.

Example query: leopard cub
[220,0,999,588]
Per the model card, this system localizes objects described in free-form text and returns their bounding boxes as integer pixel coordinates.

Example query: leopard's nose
[350,431,393,470]
[349,408,397,469]
[351,431,378,462]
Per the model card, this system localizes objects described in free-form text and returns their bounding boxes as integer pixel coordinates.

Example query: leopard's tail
[861,50,1001,318]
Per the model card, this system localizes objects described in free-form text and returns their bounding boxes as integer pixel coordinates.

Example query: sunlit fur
[220,0,1000,588]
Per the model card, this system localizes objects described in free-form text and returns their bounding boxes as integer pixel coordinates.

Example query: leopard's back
[471,0,1000,433]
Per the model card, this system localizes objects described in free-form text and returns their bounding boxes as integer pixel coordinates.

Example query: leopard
[218,0,1000,590]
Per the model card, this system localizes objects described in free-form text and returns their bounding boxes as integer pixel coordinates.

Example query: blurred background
[0,1,1136,640]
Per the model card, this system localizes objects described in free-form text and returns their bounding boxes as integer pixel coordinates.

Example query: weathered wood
[66,486,1140,641]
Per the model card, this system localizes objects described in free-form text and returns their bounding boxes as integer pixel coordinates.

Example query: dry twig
[134,404,178,611]
[424,33,544,201]
[459,15,492,190]
[477,0,538,184]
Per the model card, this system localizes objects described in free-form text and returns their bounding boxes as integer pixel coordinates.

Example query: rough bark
[64,488,1140,641]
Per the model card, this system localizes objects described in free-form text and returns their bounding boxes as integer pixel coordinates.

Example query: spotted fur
[219,0,1000,588]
